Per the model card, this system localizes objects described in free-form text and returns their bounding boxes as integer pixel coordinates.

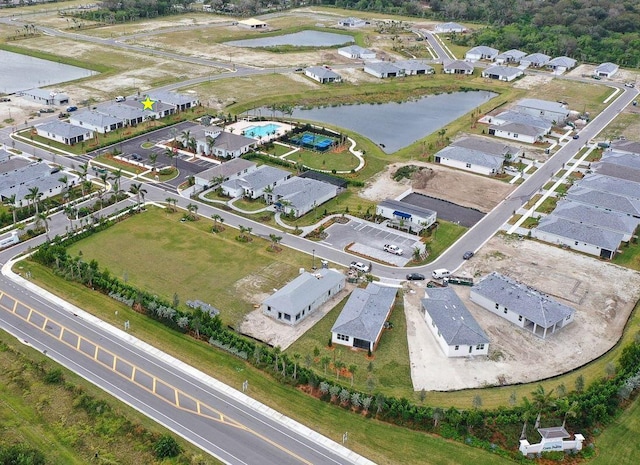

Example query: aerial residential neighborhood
[1,2,640,465]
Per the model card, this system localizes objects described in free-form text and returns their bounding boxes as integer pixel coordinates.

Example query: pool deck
[227,120,293,144]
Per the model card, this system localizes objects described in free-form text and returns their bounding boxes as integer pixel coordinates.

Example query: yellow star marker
[141,96,155,110]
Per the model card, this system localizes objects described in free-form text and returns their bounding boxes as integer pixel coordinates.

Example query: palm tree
[129,183,147,209]
[269,233,282,251]
[211,213,223,231]
[35,212,50,240]
[163,146,177,168]
[349,364,357,387]
[273,346,281,372]
[26,186,42,214]
[110,169,123,197]
[58,175,69,201]
[180,129,191,149]
[81,180,93,198]
[205,136,215,156]
[321,356,331,375]
[149,153,158,171]
[64,206,77,230]
[186,203,198,220]
[166,197,177,212]
[2,194,17,224]
[292,353,300,380]
[187,136,197,154]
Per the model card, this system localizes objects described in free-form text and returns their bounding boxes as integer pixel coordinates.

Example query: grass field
[293,146,360,171]
[526,79,612,118]
[590,395,640,464]
[599,112,640,141]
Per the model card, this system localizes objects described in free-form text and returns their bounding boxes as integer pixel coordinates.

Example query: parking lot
[323,218,423,266]
[401,193,485,227]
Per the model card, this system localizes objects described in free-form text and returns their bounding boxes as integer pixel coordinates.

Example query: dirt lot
[404,234,640,391]
[360,160,515,213]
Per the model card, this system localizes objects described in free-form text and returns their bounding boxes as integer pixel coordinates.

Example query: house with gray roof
[452,136,522,159]
[376,198,437,233]
[470,272,576,339]
[221,165,290,199]
[595,62,619,78]
[194,158,257,188]
[265,177,338,218]
[610,140,640,155]
[338,45,376,60]
[20,88,69,105]
[70,110,124,134]
[148,90,199,111]
[565,186,640,218]
[532,215,622,259]
[0,150,30,175]
[515,98,569,124]
[594,151,640,182]
[192,124,256,159]
[304,66,342,84]
[434,22,466,33]
[547,56,577,73]
[122,98,175,119]
[495,49,526,64]
[0,162,77,207]
[97,103,146,126]
[578,173,640,201]
[331,283,397,352]
[552,200,639,242]
[262,268,345,326]
[465,45,499,62]
[395,60,434,76]
[363,61,402,78]
[488,111,552,144]
[520,53,551,68]
[482,65,523,82]
[443,59,474,75]
[433,145,505,176]
[422,287,489,357]
[35,120,94,145]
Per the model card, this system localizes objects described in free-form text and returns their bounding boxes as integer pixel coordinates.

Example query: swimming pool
[243,123,282,138]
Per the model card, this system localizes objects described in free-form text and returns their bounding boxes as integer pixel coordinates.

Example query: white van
[432,269,451,279]
[115,96,126,102]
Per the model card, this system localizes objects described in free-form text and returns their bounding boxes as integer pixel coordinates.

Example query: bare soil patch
[404,234,640,391]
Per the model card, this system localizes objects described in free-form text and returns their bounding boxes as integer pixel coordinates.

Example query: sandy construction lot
[404,234,640,391]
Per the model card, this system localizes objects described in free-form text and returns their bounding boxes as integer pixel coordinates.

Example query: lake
[290,91,497,154]
[0,50,98,94]
[227,30,354,48]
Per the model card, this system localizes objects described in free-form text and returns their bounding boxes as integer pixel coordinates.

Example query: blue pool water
[244,123,282,138]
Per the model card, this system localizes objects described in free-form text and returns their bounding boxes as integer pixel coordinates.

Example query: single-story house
[338,17,366,28]
[266,177,338,218]
[434,22,466,33]
[0,162,77,207]
[494,49,526,64]
[610,140,640,155]
[552,200,640,242]
[69,110,124,134]
[465,45,499,62]
[221,165,290,199]
[452,136,522,159]
[532,215,623,260]
[21,88,69,105]
[363,61,403,79]
[565,186,640,218]
[35,120,94,145]
[395,59,434,76]
[520,53,551,68]
[262,268,345,326]
[546,56,577,73]
[595,62,619,78]
[422,287,489,358]
[331,283,397,351]
[338,45,376,60]
[194,158,257,188]
[376,198,437,233]
[194,125,256,159]
[578,173,640,201]
[123,98,175,119]
[237,18,267,29]
[443,59,474,75]
[97,103,146,126]
[595,151,640,182]
[148,91,199,111]
[0,150,31,175]
[514,98,569,124]
[482,65,523,82]
[298,170,348,193]
[470,272,576,339]
[488,111,552,144]
[304,66,342,84]
[434,145,505,176]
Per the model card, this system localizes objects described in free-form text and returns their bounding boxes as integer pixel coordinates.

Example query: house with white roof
[304,66,342,84]
[465,45,499,62]
[434,22,466,33]
[70,110,124,134]
[338,45,376,60]
[363,61,402,79]
[194,158,257,188]
[376,198,437,233]
[395,60,434,76]
[338,17,366,28]
[221,165,290,199]
[520,53,551,68]
[494,49,526,64]
[532,215,623,259]
[262,268,345,326]
[552,200,639,242]
[443,59,474,75]
[35,120,94,145]
[595,62,619,78]
[433,145,505,176]
[514,98,569,124]
[265,177,338,218]
[331,283,397,351]
[148,91,199,111]
[422,287,489,357]
[565,186,640,218]
[21,88,69,105]
[237,18,267,29]
[470,272,576,339]
[546,56,577,74]
[482,65,523,82]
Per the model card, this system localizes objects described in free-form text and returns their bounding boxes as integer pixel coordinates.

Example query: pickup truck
[350,261,370,273]
[383,244,403,255]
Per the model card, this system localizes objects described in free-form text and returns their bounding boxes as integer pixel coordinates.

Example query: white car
[383,244,403,256]
[350,261,370,273]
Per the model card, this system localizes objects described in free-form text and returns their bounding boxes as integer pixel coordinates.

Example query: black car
[463,251,474,260]
[131,153,143,161]
[572,134,579,140]
[406,273,426,281]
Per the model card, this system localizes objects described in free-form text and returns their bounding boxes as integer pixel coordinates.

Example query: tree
[292,353,300,380]
[149,153,158,171]
[273,345,281,372]
[153,435,181,459]
[129,183,147,208]
[110,169,123,197]
[349,364,357,387]
[412,246,422,262]
[164,146,177,168]
[35,212,50,240]
[25,186,42,214]
[320,356,330,375]
[269,233,282,251]
[205,136,215,156]
[180,129,191,149]
[186,203,198,220]
[166,197,178,212]
[2,194,17,224]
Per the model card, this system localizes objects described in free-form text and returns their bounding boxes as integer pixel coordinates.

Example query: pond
[0,50,98,94]
[226,30,354,48]
[290,91,497,154]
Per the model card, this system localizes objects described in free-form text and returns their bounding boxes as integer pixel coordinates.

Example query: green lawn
[535,196,558,214]
[590,395,640,465]
[262,143,294,157]
[93,154,143,175]
[281,191,377,228]
[230,197,268,212]
[423,221,467,260]
[612,241,640,270]
[292,147,360,172]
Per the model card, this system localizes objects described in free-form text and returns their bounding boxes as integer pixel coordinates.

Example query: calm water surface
[227,30,354,48]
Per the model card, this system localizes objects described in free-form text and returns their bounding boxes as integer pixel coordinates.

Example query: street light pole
[312,249,315,270]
